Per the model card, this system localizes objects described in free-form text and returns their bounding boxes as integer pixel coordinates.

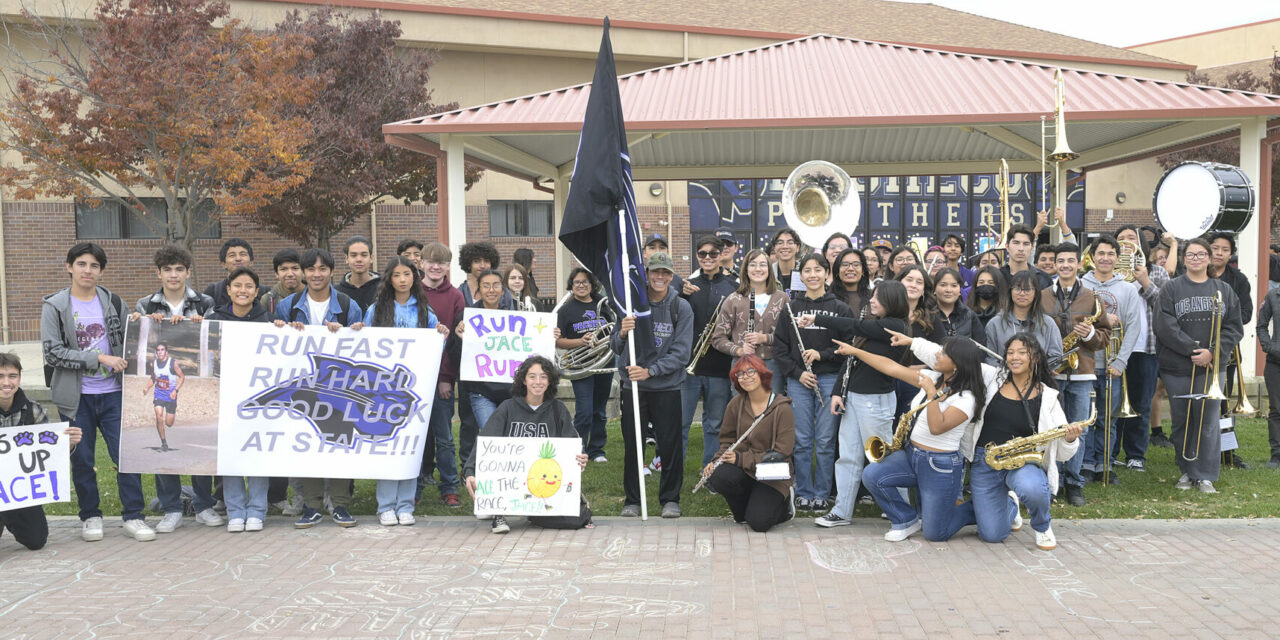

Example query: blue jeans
[788,373,837,501]
[70,391,145,522]
[222,476,268,521]
[765,357,786,395]
[1118,352,1158,462]
[864,445,968,541]
[967,447,1052,541]
[376,479,418,515]
[571,374,612,459]
[1057,379,1094,488]
[1086,376,1123,472]
[155,474,215,514]
[681,374,732,466]
[831,391,895,519]
[419,390,459,497]
[470,393,499,433]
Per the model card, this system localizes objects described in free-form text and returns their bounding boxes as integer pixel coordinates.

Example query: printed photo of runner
[120,317,221,475]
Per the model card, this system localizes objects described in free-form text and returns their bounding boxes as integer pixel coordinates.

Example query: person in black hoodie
[775,253,852,512]
[805,280,909,526]
[454,269,517,463]
[682,236,737,467]
[464,356,588,534]
[929,268,986,345]
[206,268,273,532]
[1208,232,1255,470]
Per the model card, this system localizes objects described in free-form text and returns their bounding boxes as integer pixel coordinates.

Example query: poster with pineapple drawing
[473,436,582,516]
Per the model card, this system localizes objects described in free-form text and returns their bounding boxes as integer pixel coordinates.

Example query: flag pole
[618,208,648,520]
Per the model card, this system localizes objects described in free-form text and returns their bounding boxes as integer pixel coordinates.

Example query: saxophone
[984,399,1097,470]
[865,386,951,463]
[1056,298,1102,374]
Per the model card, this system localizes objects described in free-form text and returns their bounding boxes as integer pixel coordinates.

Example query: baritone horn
[781,161,860,249]
[555,296,617,381]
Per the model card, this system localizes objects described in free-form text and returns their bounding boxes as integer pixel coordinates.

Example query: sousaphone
[780,161,860,248]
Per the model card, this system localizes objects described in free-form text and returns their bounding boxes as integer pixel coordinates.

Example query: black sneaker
[491,515,510,534]
[331,506,357,527]
[1080,469,1096,483]
[1065,484,1086,507]
[294,507,322,529]
[795,497,811,512]
[1267,458,1280,470]
[1150,433,1174,448]
[1228,453,1251,470]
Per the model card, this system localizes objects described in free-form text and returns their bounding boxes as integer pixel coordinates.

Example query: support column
[554,172,572,302]
[443,134,468,286]
[1238,117,1266,380]
[436,151,449,246]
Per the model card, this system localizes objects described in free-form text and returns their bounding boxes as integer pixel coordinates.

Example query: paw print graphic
[13,431,35,446]
[39,431,59,445]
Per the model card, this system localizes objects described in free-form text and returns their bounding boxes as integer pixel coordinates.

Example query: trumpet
[866,387,950,463]
[985,396,1096,471]
[687,295,727,375]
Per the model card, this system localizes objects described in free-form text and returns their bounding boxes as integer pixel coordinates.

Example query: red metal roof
[385,34,1280,135]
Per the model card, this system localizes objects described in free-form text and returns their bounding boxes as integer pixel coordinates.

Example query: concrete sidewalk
[1,515,1273,638]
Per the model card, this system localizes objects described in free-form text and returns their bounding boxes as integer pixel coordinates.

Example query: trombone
[1041,69,1078,240]
[1180,291,1226,462]
[1231,345,1256,415]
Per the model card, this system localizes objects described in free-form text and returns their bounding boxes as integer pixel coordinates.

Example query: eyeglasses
[735,368,759,380]
[697,250,721,259]
[1184,252,1209,260]
[480,283,504,290]
[1012,287,1035,294]
[572,280,591,286]
[840,262,860,270]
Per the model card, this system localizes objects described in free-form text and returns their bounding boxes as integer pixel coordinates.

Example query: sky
[899,0,1278,49]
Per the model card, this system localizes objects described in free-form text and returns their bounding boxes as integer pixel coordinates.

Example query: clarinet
[745,290,756,356]
[784,299,823,403]
[836,304,867,410]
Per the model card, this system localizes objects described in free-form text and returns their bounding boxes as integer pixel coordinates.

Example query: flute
[693,400,773,494]
[784,300,823,403]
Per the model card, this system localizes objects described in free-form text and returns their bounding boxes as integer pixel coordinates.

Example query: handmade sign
[0,422,71,512]
[460,309,557,383]
[473,436,582,517]
[121,318,442,479]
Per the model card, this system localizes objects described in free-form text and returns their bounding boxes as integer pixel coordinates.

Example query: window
[488,200,553,237]
[75,197,222,239]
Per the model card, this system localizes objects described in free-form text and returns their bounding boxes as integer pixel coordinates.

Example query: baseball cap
[715,227,738,244]
[645,252,675,273]
[643,234,668,249]
[871,239,892,249]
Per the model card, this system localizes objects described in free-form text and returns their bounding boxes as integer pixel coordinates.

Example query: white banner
[218,322,442,479]
[0,422,72,512]
[473,436,582,517]
[459,308,557,383]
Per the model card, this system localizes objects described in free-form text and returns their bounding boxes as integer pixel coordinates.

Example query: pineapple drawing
[527,441,564,499]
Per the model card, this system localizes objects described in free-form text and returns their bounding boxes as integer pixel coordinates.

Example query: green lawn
[43,417,1280,520]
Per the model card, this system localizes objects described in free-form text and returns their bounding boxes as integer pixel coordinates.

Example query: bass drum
[1153,162,1254,239]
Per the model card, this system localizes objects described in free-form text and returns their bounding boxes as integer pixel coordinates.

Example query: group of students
[3,213,1260,550]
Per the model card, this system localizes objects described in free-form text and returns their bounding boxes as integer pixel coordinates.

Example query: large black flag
[559,17,656,363]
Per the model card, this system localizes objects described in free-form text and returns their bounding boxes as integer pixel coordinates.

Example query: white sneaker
[195,508,225,527]
[82,516,104,542]
[123,519,156,542]
[592,455,608,463]
[884,520,922,542]
[155,511,184,534]
[245,518,264,532]
[1175,474,1193,490]
[227,518,246,533]
[1035,526,1057,550]
[398,512,416,526]
[379,511,399,526]
[1198,480,1218,494]
[1009,491,1023,532]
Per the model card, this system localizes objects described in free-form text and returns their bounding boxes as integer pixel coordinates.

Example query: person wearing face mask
[928,268,986,345]
[1040,243,1111,506]
[774,253,852,513]
[984,271,1063,370]
[966,266,1006,326]
[711,249,789,395]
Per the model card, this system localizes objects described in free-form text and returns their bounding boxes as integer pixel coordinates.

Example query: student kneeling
[703,355,795,532]
[463,356,591,534]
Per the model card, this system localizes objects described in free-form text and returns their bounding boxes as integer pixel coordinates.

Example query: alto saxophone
[1057,298,1102,374]
[984,399,1097,471]
[865,387,951,463]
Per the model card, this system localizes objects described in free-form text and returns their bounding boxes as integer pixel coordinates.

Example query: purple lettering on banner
[469,313,490,339]
[476,353,493,377]
[508,314,526,335]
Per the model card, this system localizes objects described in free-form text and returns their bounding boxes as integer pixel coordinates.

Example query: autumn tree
[0,0,317,262]
[1159,54,1280,227]
[248,9,481,251]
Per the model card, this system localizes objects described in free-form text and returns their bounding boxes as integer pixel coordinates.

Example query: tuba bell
[781,161,860,249]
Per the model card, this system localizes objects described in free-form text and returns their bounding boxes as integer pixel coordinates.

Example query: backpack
[45,290,124,387]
